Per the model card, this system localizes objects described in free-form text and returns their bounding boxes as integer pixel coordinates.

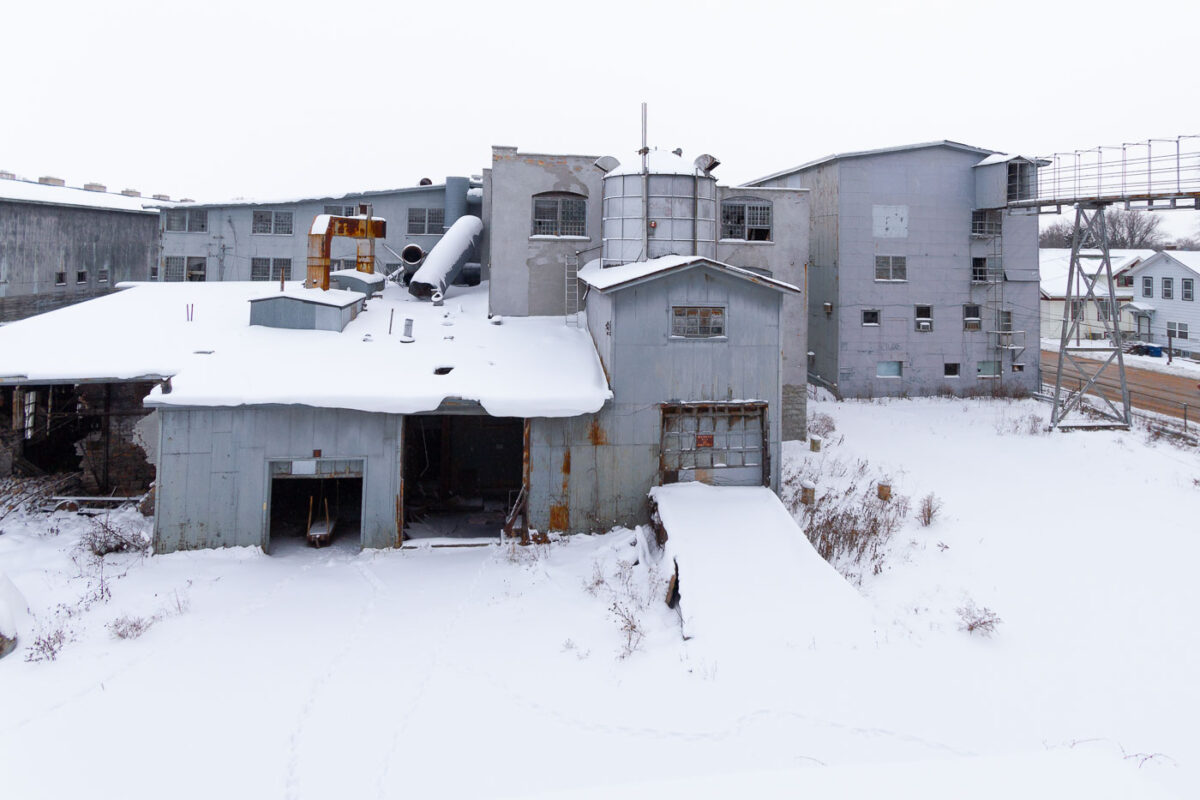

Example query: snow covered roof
[330,268,386,286]
[746,140,995,185]
[0,282,611,418]
[973,153,1049,168]
[164,183,445,210]
[1038,248,1155,298]
[248,286,364,308]
[579,255,801,295]
[0,177,161,214]
[1122,301,1155,313]
[607,149,710,178]
[1129,250,1200,277]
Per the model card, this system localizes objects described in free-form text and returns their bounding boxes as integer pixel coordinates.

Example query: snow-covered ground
[1042,336,1200,377]
[0,397,1196,798]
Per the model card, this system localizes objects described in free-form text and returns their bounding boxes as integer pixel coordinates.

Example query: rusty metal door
[660,403,765,486]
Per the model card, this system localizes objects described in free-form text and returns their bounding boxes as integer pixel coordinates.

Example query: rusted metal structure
[305,204,386,290]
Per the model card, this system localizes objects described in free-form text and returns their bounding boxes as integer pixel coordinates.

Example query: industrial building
[748,141,1042,398]
[0,143,809,553]
[0,173,160,323]
[157,178,479,285]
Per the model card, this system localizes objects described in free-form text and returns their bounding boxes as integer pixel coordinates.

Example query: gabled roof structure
[745,140,995,185]
[578,255,801,295]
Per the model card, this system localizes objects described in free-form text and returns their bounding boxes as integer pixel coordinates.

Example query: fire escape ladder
[564,253,581,325]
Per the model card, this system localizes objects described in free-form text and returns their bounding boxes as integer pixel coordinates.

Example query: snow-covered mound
[651,482,874,651]
[0,571,29,654]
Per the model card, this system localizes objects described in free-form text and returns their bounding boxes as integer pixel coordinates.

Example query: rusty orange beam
[305,215,388,290]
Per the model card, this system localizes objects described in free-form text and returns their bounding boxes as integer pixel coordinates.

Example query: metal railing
[1040,380,1194,437]
[1015,135,1200,209]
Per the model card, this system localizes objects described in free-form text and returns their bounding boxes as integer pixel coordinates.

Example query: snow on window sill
[718,239,774,245]
[669,335,728,342]
[529,235,590,241]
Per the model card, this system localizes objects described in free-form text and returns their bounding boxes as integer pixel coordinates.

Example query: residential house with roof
[1038,248,1155,341]
[1118,250,1200,355]
[746,141,1041,397]
[0,173,160,323]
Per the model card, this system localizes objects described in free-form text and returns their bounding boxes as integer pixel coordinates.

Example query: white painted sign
[872,205,908,238]
[292,459,317,476]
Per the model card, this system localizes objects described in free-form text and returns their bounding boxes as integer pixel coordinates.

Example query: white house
[1120,251,1200,355]
[1038,249,1155,341]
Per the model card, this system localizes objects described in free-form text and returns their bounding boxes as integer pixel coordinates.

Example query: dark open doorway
[402,415,523,540]
[269,475,363,551]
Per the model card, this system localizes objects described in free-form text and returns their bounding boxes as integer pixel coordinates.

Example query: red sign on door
[696,434,714,448]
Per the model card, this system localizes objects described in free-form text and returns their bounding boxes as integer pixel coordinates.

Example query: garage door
[660,403,766,486]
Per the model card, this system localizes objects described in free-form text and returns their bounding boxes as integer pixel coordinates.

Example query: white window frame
[914,305,933,332]
[720,198,773,242]
[876,360,903,378]
[1162,277,1174,300]
[875,255,907,281]
[163,256,185,282]
[963,304,982,331]
[1184,278,1195,302]
[531,194,586,238]
[164,208,208,233]
[977,360,1001,379]
[252,210,293,235]
[1142,276,1153,298]
[861,309,880,326]
[1167,321,1189,340]
[408,207,445,235]
[75,269,88,285]
[944,362,960,378]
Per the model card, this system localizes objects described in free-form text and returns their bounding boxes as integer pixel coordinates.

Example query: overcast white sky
[3,0,1198,235]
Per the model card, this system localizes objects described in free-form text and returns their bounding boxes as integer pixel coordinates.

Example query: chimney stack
[120,188,141,197]
[152,193,170,201]
[38,176,65,186]
[84,182,107,192]
[0,170,15,181]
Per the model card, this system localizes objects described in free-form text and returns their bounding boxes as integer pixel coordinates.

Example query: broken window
[972,256,1001,283]
[660,403,766,485]
[531,193,586,237]
[186,256,206,282]
[874,255,906,281]
[76,270,87,284]
[971,209,1002,236]
[186,209,207,232]
[671,307,725,338]
[54,271,66,286]
[963,304,982,331]
[914,305,933,332]
[944,363,960,377]
[861,309,880,326]
[720,198,772,241]
[407,208,445,235]
[1006,161,1035,202]
[165,209,187,232]
[252,210,292,235]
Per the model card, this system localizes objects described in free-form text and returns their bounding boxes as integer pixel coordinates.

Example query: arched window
[720,197,772,241]
[531,192,587,237]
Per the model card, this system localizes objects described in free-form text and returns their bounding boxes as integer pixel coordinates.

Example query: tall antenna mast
[640,102,649,260]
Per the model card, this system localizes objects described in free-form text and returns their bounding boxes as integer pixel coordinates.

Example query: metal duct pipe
[443,176,469,229]
[408,215,483,300]
[400,243,425,265]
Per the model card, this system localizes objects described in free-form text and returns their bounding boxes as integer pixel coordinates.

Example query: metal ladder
[564,254,580,325]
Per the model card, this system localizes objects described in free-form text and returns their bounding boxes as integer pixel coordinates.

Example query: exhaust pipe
[408,215,483,300]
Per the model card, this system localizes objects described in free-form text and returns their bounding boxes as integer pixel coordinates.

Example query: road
[1040,350,1199,422]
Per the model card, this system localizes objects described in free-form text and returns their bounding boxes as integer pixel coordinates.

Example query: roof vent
[38,176,65,186]
[83,182,106,192]
[419,177,433,186]
[671,148,683,157]
[120,188,141,197]
[179,198,194,203]
[0,170,16,181]
[152,193,170,201]
[594,155,620,173]
[693,154,721,174]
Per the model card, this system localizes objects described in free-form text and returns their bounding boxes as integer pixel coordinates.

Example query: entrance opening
[403,415,523,540]
[269,475,363,551]
[660,402,767,487]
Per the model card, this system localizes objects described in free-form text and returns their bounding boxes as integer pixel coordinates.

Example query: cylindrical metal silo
[601,150,717,266]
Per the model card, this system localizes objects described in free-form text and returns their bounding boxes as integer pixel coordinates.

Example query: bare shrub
[994,411,1047,436]
[80,517,149,557]
[807,412,836,439]
[108,614,155,640]
[609,600,645,659]
[24,626,70,663]
[957,600,1002,636]
[917,493,942,527]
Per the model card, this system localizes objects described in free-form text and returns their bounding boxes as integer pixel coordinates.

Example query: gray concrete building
[158,178,479,284]
[0,174,159,323]
[749,141,1041,398]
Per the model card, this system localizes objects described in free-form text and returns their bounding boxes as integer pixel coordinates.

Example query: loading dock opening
[267,459,364,551]
[402,415,523,540]
[660,402,768,487]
